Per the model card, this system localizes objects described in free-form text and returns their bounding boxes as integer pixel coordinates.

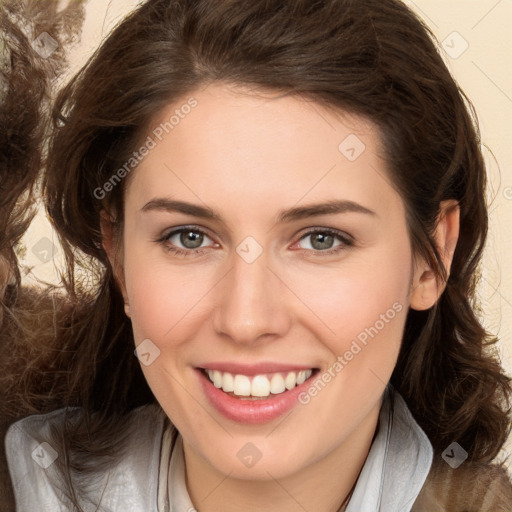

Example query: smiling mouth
[200,367,320,399]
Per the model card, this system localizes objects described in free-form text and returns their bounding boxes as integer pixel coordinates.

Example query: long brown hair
[2,0,511,509]
[0,0,87,508]
[0,0,87,410]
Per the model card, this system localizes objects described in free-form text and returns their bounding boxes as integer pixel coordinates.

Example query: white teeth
[284,372,296,390]
[233,375,251,396]
[296,370,306,385]
[251,375,270,397]
[213,370,222,388]
[205,369,313,397]
[222,372,234,392]
[269,373,286,394]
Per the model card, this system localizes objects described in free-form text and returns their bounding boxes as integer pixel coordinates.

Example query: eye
[155,226,354,258]
[293,228,354,256]
[156,226,217,257]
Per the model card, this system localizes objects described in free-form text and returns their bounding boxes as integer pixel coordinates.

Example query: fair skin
[101,82,459,512]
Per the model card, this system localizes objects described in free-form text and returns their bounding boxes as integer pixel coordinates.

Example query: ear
[410,199,460,311]
[100,210,130,317]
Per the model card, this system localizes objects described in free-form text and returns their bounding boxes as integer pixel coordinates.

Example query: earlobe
[410,199,460,311]
[410,269,439,311]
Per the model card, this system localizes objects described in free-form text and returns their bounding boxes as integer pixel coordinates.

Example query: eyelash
[155,225,354,258]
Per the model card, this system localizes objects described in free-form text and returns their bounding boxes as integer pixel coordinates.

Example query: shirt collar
[164,384,433,512]
[346,383,433,511]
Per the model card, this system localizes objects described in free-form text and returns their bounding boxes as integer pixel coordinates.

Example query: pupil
[182,231,203,249]
[313,233,333,250]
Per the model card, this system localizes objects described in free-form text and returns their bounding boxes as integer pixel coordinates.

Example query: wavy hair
[0,0,86,506]
[1,0,511,509]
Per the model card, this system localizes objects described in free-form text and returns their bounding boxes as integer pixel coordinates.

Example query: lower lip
[195,368,318,424]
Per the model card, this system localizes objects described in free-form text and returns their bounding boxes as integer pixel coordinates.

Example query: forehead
[124,82,401,222]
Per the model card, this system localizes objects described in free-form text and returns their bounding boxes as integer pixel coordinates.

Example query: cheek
[286,242,412,386]
[124,257,214,343]
[292,246,411,335]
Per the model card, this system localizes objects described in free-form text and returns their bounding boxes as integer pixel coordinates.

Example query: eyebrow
[140,198,378,223]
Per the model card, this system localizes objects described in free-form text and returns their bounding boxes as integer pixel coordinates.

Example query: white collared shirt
[5,384,432,511]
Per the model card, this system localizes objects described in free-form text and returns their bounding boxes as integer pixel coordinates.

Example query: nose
[212,246,292,345]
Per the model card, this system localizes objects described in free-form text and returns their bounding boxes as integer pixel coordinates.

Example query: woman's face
[115,82,419,480]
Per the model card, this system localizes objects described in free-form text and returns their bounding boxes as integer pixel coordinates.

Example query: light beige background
[19,0,512,465]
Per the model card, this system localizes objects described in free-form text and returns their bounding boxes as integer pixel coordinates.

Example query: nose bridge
[213,242,290,344]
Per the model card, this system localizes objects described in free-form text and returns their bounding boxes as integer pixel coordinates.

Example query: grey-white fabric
[5,383,433,511]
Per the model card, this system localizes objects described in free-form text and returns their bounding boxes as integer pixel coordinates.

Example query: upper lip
[197,362,318,376]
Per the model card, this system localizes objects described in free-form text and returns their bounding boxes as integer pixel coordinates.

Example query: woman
[2,0,512,510]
